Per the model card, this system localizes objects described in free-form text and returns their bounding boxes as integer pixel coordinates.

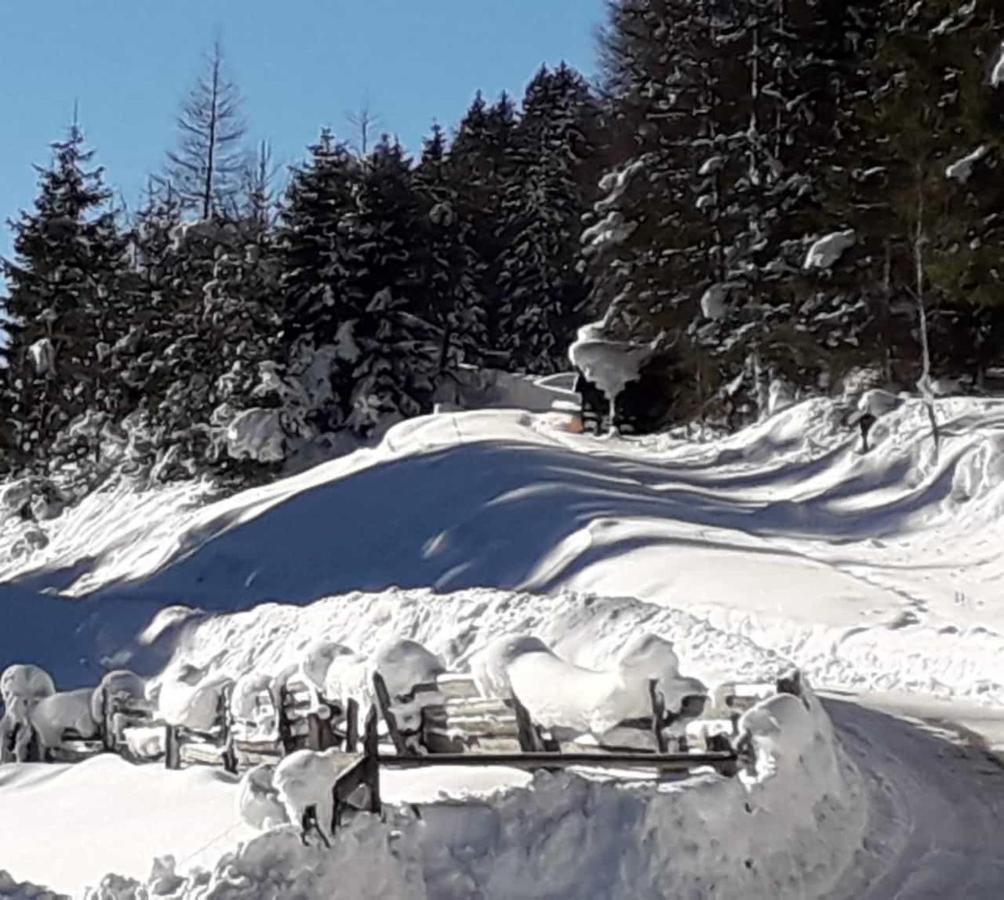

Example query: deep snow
[4,393,1004,895]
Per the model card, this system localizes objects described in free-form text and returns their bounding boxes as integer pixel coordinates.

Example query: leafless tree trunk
[913,172,940,457]
[166,40,246,218]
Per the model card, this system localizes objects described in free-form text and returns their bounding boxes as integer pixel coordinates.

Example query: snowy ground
[2,393,1004,895]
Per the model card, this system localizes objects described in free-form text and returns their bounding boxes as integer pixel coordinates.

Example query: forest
[2,0,1003,490]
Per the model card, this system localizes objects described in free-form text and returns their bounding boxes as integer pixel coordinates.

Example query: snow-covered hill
[6,396,1004,703]
[3,393,1004,896]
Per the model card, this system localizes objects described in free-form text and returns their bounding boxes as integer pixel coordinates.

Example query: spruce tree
[414,123,486,374]
[276,130,363,434]
[1,123,129,471]
[499,64,601,373]
[448,92,520,359]
[345,137,439,433]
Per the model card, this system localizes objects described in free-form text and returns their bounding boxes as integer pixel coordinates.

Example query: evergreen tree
[448,92,520,358]
[276,130,363,434]
[414,123,486,373]
[345,137,439,433]
[499,64,601,373]
[1,123,129,471]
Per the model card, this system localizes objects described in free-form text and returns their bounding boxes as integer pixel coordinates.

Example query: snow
[992,43,1004,87]
[478,632,704,738]
[223,408,285,463]
[945,145,989,183]
[6,394,1004,893]
[804,229,856,270]
[272,748,341,841]
[27,338,55,376]
[568,320,656,413]
[29,689,99,752]
[700,282,733,320]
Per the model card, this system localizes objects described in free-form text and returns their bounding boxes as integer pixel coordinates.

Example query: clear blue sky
[0,0,607,262]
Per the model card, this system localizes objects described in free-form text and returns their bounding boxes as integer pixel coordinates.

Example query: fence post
[363,706,381,814]
[372,673,407,756]
[345,698,359,753]
[165,724,180,770]
[649,679,668,753]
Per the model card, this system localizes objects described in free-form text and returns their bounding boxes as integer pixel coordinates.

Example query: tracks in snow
[825,697,1004,899]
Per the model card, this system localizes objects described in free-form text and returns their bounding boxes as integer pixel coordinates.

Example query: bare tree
[241,139,280,227]
[346,101,380,156]
[166,39,246,218]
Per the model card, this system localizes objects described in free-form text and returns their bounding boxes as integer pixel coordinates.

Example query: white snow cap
[945,145,988,184]
[27,338,56,376]
[804,230,856,270]
[698,155,725,177]
[225,408,286,463]
[371,638,445,698]
[700,283,733,320]
[568,321,657,404]
[992,43,1004,87]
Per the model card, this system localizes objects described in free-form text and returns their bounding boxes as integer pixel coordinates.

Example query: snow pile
[476,633,704,738]
[804,230,856,270]
[138,589,785,716]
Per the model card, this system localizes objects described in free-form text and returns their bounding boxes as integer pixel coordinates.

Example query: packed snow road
[825,697,1004,898]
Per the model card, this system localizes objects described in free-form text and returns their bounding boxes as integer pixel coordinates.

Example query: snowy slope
[4,394,1004,896]
[6,397,1004,703]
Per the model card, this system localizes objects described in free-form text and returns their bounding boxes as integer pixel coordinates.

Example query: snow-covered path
[826,697,1004,898]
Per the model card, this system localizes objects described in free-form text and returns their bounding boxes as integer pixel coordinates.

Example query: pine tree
[414,123,486,373]
[345,137,439,433]
[166,40,247,219]
[1,123,129,471]
[276,130,363,434]
[448,92,520,359]
[499,64,601,373]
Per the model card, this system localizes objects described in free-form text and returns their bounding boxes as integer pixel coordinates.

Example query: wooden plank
[436,674,480,700]
[512,693,543,752]
[441,698,516,716]
[345,698,359,753]
[375,750,738,774]
[649,678,668,753]
[372,672,409,756]
[181,742,225,766]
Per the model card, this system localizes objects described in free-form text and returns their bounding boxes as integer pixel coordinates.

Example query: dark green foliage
[0,124,130,472]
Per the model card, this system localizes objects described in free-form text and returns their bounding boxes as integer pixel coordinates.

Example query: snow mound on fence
[103,680,865,900]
